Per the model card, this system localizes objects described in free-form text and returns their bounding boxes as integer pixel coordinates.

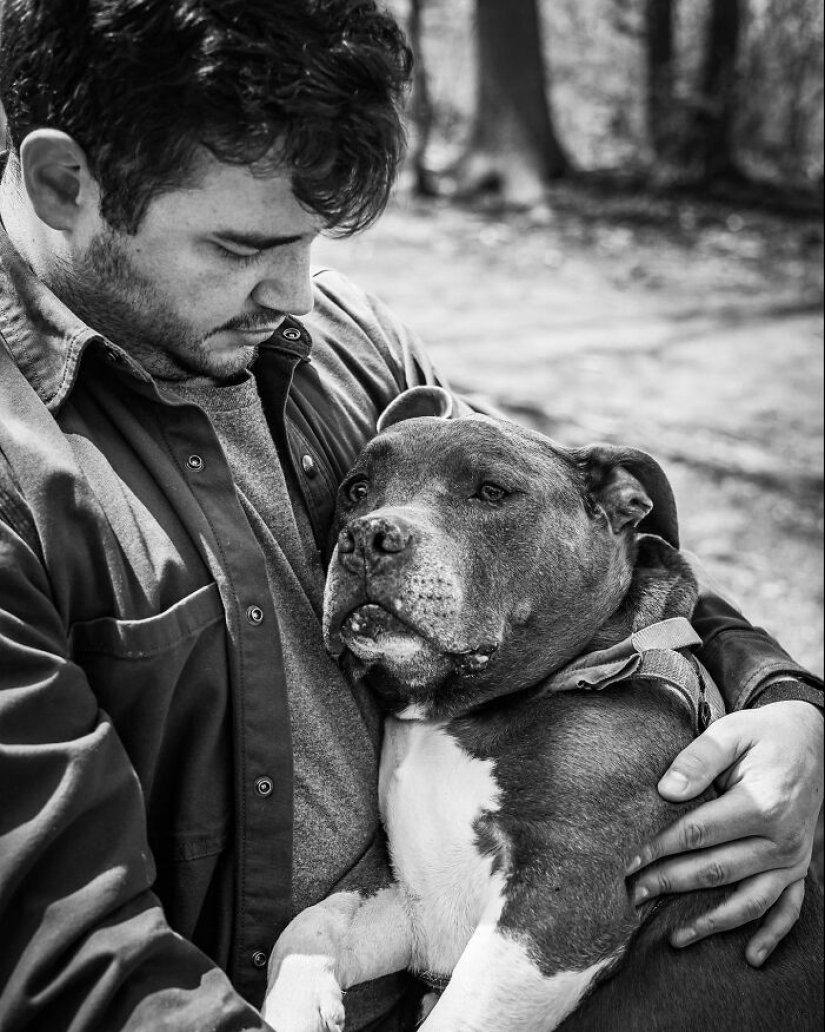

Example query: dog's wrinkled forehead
[357,415,577,490]
[350,414,679,547]
[336,416,594,528]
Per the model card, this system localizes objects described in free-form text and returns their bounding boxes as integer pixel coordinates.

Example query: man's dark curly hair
[0,0,413,234]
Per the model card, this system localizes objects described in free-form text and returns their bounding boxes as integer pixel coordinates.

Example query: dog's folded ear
[573,444,680,548]
[377,386,455,434]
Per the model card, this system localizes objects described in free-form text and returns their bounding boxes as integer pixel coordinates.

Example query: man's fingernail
[659,770,691,795]
[633,885,650,906]
[673,928,697,948]
[753,946,768,966]
[626,856,642,875]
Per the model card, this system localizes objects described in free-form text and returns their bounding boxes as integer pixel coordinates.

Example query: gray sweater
[170,373,394,1027]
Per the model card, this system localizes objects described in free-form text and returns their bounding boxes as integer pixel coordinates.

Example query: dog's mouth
[341,603,429,663]
[340,603,499,675]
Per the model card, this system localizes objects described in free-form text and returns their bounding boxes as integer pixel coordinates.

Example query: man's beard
[47,230,260,383]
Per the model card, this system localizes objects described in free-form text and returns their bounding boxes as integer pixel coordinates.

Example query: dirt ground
[317,183,824,679]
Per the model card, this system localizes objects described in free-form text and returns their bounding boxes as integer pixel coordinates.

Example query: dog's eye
[476,482,509,504]
[345,478,370,504]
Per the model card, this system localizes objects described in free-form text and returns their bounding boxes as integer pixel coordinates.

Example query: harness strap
[544,617,725,735]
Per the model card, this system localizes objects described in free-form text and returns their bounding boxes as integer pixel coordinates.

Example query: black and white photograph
[0,1,823,1030]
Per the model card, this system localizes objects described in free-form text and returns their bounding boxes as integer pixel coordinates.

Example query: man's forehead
[142,147,323,237]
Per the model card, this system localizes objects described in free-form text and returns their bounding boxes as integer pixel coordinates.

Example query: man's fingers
[656,716,747,802]
[627,790,761,875]
[745,879,807,968]
[631,837,776,904]
[668,871,805,953]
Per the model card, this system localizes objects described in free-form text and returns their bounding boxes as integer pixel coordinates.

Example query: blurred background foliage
[390,0,824,205]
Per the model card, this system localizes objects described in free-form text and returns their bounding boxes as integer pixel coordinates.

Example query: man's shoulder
[306,266,413,378]
[310,266,374,314]
[308,266,389,340]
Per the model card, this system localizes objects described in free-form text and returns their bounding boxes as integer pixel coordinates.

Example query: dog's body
[264,401,824,1032]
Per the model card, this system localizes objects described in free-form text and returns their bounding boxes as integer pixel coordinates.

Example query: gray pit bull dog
[263,389,824,1032]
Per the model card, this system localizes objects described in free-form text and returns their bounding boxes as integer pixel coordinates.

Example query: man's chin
[162,339,259,384]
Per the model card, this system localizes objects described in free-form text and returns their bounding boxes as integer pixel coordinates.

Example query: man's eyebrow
[213,229,309,250]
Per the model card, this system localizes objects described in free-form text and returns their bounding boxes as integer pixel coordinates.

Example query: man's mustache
[208,312,286,336]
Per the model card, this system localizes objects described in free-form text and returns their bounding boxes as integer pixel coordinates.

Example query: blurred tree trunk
[692,0,745,181]
[458,0,570,207]
[646,0,678,165]
[406,0,438,197]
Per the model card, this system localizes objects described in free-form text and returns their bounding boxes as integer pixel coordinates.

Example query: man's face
[50,152,323,382]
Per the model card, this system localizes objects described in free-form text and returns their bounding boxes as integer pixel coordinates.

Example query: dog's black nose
[338,514,413,572]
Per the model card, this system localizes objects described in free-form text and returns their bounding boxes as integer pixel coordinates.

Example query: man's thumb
[658,720,741,801]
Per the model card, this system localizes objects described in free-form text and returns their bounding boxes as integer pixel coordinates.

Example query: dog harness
[543,617,726,735]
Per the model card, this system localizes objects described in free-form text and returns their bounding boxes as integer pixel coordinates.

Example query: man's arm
[0,487,269,1030]
[627,568,823,968]
[693,589,824,713]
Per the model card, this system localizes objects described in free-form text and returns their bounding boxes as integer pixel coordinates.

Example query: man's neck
[0,162,61,282]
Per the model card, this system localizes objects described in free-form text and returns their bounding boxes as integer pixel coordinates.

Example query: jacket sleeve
[0,472,270,1031]
[693,592,824,713]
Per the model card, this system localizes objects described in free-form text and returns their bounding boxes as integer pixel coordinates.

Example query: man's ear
[573,444,680,548]
[19,130,98,231]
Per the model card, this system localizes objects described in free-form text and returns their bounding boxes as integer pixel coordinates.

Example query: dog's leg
[418,905,617,1032]
[262,885,413,1032]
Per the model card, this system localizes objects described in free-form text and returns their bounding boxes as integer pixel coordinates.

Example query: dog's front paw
[312,979,346,1032]
[262,956,345,1032]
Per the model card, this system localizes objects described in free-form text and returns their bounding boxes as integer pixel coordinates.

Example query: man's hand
[626,701,824,967]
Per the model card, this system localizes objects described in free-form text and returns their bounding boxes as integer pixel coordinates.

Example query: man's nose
[251,248,315,317]
[338,515,415,574]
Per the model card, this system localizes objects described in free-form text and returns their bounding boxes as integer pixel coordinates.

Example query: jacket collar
[0,224,313,413]
[0,225,104,412]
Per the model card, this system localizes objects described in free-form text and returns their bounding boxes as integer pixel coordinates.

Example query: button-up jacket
[0,229,820,1031]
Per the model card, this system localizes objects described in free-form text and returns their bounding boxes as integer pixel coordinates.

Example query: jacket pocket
[68,582,232,835]
[70,582,225,659]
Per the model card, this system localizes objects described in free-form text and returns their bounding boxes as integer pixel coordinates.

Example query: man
[0,2,821,1030]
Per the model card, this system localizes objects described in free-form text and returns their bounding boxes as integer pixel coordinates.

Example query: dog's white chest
[379,718,506,976]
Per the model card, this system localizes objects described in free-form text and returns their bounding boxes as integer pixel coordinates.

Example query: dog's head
[324,397,686,720]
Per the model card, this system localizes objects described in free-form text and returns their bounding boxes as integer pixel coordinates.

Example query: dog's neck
[429,536,700,722]
[584,536,699,655]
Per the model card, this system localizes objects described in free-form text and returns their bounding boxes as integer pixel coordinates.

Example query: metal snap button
[301,453,318,478]
[252,950,268,968]
[246,605,265,626]
[282,327,302,342]
[256,776,274,797]
[186,455,204,472]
